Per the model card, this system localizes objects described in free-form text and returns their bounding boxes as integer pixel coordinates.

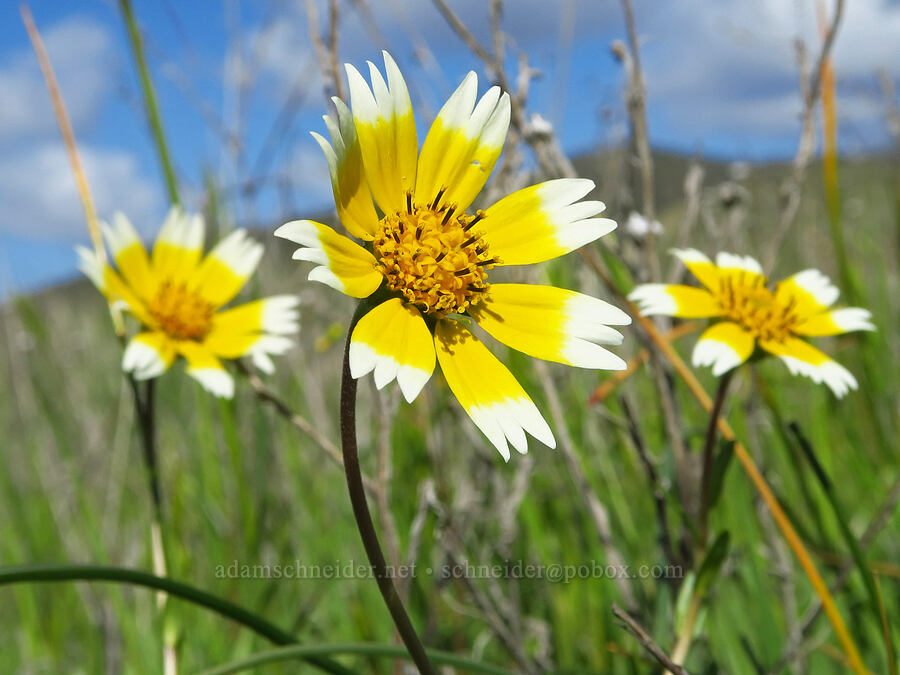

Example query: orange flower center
[372,191,497,316]
[148,280,214,340]
[717,275,798,342]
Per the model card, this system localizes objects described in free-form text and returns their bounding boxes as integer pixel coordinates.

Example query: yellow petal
[313,97,379,240]
[670,248,719,291]
[345,52,417,215]
[122,331,175,380]
[204,295,299,372]
[758,336,857,398]
[191,229,264,308]
[209,295,299,337]
[102,212,156,300]
[775,269,840,319]
[482,179,615,265]
[434,319,555,461]
[77,246,156,327]
[691,321,755,376]
[470,283,629,369]
[629,283,723,318]
[349,298,435,402]
[416,72,511,211]
[177,341,235,398]
[152,206,204,282]
[274,220,382,298]
[793,308,875,337]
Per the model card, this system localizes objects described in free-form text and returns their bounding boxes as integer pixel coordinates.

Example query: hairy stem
[339,328,437,675]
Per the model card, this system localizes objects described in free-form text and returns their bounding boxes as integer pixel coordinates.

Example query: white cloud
[639,0,900,146]
[0,15,161,244]
[0,16,116,144]
[0,143,162,241]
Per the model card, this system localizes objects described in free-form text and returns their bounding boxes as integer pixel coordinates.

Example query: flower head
[629,249,874,396]
[78,207,299,398]
[276,52,630,460]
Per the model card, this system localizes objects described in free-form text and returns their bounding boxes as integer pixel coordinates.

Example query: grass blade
[0,564,352,674]
[198,643,517,675]
[789,423,884,646]
[119,0,180,204]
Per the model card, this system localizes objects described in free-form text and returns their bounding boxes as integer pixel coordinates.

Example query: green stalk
[198,643,516,675]
[119,0,180,204]
[0,564,352,675]
[788,423,883,632]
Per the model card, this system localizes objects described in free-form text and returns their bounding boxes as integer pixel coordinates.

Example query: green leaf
[695,531,730,598]
[789,422,883,642]
[707,439,735,510]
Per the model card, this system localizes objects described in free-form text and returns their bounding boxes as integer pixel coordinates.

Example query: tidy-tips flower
[629,249,874,396]
[276,52,630,460]
[78,207,299,398]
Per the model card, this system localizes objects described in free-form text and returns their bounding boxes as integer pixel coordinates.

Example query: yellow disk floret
[373,193,497,316]
[148,279,215,341]
[717,274,797,342]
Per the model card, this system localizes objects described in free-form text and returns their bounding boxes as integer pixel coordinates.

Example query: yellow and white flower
[629,249,874,397]
[276,52,629,460]
[78,208,299,398]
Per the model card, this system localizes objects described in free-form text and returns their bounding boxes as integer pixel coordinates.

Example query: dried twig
[533,360,637,610]
[398,479,435,599]
[439,547,544,675]
[305,0,344,104]
[611,2,693,526]
[619,395,676,571]
[21,6,104,261]
[765,0,846,269]
[612,604,687,675]
[234,361,380,497]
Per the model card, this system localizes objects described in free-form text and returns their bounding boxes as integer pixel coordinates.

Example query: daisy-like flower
[78,207,299,398]
[629,249,874,397]
[275,52,630,460]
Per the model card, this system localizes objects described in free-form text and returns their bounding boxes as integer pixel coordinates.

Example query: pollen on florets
[372,191,498,316]
[717,274,798,342]
[148,279,215,340]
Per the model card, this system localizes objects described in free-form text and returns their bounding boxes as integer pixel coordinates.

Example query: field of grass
[1,143,898,673]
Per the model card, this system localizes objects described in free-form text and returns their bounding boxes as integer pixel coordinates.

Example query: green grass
[1,154,898,673]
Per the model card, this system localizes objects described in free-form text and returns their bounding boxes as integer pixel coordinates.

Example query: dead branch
[612,604,687,674]
[765,0,846,269]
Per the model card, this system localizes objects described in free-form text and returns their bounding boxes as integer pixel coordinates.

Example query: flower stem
[128,375,177,673]
[339,329,437,675]
[697,369,733,548]
[130,378,162,517]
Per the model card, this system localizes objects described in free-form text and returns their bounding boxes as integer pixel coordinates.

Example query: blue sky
[1,0,898,298]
